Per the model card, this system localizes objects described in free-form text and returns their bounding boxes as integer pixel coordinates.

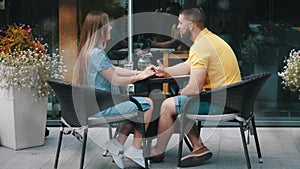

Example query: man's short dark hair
[179,6,206,28]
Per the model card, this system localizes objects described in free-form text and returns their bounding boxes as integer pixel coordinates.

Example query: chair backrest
[46,79,131,127]
[182,72,271,119]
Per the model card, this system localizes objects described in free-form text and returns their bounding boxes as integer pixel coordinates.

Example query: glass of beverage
[124,62,133,70]
[123,62,134,95]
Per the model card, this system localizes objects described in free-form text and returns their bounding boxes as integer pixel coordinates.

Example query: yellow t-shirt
[188,28,241,90]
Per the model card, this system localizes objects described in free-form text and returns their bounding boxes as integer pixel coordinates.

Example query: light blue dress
[88,46,150,118]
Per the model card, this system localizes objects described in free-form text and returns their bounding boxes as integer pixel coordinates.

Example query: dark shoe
[149,152,165,163]
[180,146,212,167]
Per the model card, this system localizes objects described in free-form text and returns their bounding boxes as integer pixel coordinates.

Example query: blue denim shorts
[90,96,150,118]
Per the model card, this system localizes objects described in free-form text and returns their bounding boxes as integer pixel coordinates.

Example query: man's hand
[154,59,167,77]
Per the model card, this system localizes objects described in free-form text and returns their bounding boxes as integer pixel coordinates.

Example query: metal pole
[128,0,133,63]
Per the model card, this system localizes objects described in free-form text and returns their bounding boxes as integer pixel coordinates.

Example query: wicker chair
[177,72,271,168]
[46,79,149,169]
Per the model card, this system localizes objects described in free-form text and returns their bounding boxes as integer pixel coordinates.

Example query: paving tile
[1,127,300,169]
[0,147,18,166]
[291,128,300,153]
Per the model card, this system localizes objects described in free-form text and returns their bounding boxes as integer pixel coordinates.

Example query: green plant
[239,33,259,64]
[0,23,67,101]
[278,49,300,99]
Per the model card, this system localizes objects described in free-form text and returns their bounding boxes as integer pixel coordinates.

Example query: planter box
[0,87,47,150]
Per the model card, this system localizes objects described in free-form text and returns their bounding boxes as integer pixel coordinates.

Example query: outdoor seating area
[0,127,299,169]
[0,1,299,169]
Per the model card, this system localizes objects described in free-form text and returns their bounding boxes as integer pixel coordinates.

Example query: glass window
[1,0,299,126]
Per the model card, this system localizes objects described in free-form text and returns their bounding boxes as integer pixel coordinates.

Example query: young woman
[73,11,155,168]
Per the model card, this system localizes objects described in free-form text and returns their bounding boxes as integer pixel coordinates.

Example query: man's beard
[181,30,191,42]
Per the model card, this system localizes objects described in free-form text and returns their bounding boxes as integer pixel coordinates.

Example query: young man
[150,6,241,167]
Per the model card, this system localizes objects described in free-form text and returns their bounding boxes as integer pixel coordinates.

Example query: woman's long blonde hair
[73,11,109,85]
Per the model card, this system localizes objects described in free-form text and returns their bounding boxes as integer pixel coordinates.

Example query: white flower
[278,49,300,99]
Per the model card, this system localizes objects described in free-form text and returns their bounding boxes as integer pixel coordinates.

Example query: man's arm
[180,68,206,95]
[156,59,190,77]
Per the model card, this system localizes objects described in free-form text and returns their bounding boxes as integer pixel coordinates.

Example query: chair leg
[144,138,151,169]
[108,126,113,139]
[183,123,200,152]
[177,117,185,167]
[198,121,202,135]
[137,112,149,169]
[143,136,152,169]
[102,126,114,157]
[142,134,149,169]
[251,117,263,163]
[184,136,193,152]
[54,126,64,169]
[79,128,88,169]
[240,122,251,169]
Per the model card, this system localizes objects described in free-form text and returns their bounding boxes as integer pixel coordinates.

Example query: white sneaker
[124,146,145,168]
[104,139,125,169]
[109,153,124,169]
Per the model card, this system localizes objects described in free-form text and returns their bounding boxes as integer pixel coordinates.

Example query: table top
[118,48,175,52]
[135,75,190,84]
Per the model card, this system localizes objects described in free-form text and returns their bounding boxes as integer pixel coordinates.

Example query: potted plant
[0,23,66,150]
[278,49,300,99]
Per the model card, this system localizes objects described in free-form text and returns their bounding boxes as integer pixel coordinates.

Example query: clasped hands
[146,59,167,78]
[136,59,168,81]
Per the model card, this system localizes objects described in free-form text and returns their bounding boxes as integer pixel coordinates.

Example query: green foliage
[0,23,67,101]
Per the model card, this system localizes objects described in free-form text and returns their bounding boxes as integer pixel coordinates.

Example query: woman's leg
[116,122,133,145]
[123,98,154,168]
[132,97,153,149]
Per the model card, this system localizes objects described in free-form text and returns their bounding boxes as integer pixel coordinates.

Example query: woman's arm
[101,66,154,86]
[113,65,141,77]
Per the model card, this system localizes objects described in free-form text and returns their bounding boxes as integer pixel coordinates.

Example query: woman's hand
[136,65,156,80]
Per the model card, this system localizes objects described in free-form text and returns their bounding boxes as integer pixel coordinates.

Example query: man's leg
[180,103,213,167]
[186,124,204,151]
[151,97,177,155]
[180,125,212,167]
[185,101,213,151]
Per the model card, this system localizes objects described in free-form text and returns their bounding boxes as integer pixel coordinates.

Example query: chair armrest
[95,88,148,113]
[129,96,143,111]
[94,88,131,110]
[180,86,238,115]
